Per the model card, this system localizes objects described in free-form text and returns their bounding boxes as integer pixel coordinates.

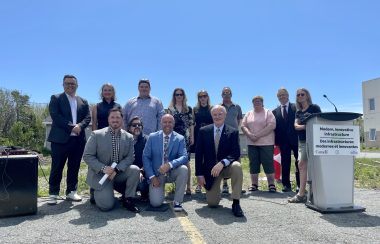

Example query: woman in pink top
[241,96,277,192]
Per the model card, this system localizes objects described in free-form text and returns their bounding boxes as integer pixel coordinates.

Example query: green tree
[0,88,46,152]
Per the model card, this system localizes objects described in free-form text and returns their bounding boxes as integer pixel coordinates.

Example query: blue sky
[1,1,379,114]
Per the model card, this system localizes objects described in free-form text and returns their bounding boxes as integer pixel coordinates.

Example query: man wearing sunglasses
[127,116,149,201]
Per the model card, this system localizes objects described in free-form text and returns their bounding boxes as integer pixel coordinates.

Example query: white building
[362,78,380,147]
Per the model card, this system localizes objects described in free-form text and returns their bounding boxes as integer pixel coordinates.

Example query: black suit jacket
[195,124,240,190]
[47,92,91,144]
[272,103,298,147]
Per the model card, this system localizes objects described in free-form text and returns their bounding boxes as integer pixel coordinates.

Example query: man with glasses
[127,116,149,201]
[220,87,243,194]
[272,88,299,192]
[47,74,91,205]
[123,79,165,135]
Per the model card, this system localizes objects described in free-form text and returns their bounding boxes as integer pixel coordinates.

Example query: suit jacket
[195,124,240,190]
[83,127,135,190]
[272,102,298,147]
[142,131,188,179]
[47,92,91,144]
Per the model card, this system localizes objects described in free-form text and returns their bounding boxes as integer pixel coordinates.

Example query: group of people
[46,74,321,218]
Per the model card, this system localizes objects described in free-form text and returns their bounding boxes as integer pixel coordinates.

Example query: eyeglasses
[64,82,76,86]
[175,93,184,97]
[198,95,207,98]
[297,93,306,97]
[131,123,142,128]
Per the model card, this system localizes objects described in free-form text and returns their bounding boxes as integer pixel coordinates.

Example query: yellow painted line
[172,208,206,244]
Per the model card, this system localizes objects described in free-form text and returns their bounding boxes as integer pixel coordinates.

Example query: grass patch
[37,156,380,197]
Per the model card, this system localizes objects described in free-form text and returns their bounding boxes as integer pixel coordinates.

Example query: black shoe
[123,198,141,213]
[282,186,292,192]
[90,188,96,205]
[232,203,244,217]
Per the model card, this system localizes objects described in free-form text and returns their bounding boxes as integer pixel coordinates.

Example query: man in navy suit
[195,105,244,217]
[143,114,188,211]
[272,88,299,192]
[47,75,91,205]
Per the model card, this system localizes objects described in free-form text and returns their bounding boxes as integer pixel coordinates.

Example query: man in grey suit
[47,74,91,205]
[143,114,188,212]
[83,108,141,212]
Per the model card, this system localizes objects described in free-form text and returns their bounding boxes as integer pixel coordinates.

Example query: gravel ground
[0,188,379,244]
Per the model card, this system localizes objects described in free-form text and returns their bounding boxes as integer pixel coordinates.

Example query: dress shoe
[232,203,244,217]
[89,189,96,205]
[47,195,58,205]
[123,198,141,213]
[66,191,82,202]
[282,186,292,192]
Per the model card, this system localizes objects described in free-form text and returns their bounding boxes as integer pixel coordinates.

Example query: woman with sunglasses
[288,88,321,203]
[191,90,213,193]
[167,88,194,195]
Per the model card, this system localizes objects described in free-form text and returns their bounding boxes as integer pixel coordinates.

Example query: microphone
[323,94,338,112]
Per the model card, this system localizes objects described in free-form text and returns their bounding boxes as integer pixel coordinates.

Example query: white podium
[304,112,365,213]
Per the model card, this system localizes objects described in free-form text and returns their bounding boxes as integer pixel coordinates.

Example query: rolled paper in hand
[98,162,117,185]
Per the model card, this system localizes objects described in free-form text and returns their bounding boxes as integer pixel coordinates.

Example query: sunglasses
[297,93,306,97]
[131,123,142,128]
[175,93,184,97]
[198,95,207,98]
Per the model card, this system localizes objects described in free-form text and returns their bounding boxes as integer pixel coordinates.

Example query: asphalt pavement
[1,188,379,244]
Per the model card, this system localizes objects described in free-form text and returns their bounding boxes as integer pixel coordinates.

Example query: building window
[369,129,376,141]
[369,98,375,111]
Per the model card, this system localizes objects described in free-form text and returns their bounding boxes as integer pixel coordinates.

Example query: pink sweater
[242,109,276,146]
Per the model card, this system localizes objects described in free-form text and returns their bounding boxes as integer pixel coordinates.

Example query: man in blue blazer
[195,105,244,217]
[47,75,91,205]
[272,88,299,192]
[143,114,188,212]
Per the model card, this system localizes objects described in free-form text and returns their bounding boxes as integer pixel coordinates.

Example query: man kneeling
[143,114,188,211]
[83,108,140,212]
[195,105,244,217]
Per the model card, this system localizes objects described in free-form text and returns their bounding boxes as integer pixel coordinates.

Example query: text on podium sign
[312,124,360,156]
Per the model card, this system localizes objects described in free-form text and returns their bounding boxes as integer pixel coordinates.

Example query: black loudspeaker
[0,154,38,217]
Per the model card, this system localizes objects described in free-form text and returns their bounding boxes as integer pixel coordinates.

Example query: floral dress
[167,106,194,152]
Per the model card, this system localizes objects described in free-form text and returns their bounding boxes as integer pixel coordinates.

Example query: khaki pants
[206,161,243,207]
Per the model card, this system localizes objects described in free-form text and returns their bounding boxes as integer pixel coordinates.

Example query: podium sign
[312,124,360,156]
[305,112,365,213]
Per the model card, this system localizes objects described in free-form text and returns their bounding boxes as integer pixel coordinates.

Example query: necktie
[163,135,170,163]
[282,105,288,121]
[215,128,221,154]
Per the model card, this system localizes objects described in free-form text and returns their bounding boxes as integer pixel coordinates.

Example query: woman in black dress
[91,83,121,130]
[192,90,213,193]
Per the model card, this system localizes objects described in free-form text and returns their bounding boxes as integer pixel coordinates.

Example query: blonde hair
[195,89,211,110]
[100,83,116,101]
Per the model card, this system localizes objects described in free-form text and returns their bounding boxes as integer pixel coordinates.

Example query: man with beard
[83,108,141,212]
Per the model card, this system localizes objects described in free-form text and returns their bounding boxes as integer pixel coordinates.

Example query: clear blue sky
[1,1,379,114]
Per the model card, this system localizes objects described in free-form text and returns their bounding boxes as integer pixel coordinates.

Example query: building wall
[362,78,380,147]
